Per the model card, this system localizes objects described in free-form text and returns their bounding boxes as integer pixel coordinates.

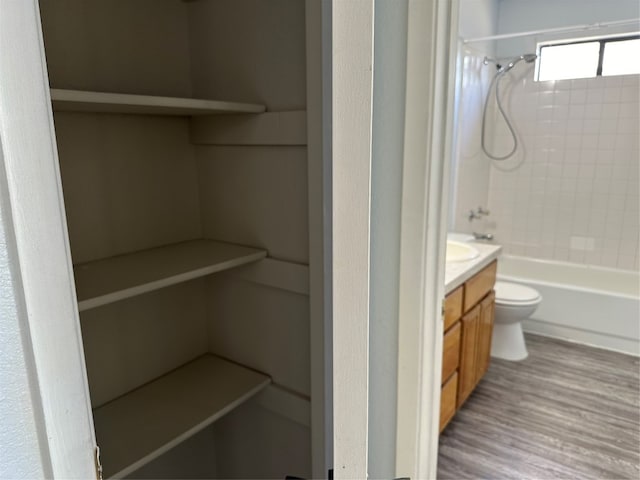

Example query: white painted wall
[0,170,48,480]
[459,0,499,39]
[496,0,640,56]
[498,0,639,29]
[368,1,408,478]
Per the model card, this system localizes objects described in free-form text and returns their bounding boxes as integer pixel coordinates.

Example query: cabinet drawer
[444,285,463,331]
[464,260,497,312]
[440,371,458,433]
[442,321,461,384]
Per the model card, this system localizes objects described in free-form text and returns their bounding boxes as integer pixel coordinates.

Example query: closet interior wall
[40,0,312,478]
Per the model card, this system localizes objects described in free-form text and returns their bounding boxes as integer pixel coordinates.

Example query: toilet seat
[495,281,541,306]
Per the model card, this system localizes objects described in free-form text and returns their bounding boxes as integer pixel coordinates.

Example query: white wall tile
[568,105,586,118]
[584,103,602,119]
[603,88,621,103]
[480,68,640,271]
[604,76,624,88]
[598,134,617,149]
[617,254,637,270]
[587,89,605,104]
[617,120,639,134]
[621,86,640,103]
[570,89,587,104]
[619,103,639,118]
[571,78,588,89]
[601,103,620,119]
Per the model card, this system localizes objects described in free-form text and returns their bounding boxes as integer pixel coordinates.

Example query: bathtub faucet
[473,232,494,241]
[468,206,490,221]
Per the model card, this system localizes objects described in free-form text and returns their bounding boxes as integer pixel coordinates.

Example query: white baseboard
[523,318,640,357]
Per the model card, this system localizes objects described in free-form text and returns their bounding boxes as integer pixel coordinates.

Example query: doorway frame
[394,0,459,478]
[0,1,97,478]
[0,0,460,478]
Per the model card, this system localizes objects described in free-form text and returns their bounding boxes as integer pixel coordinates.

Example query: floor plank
[438,334,640,480]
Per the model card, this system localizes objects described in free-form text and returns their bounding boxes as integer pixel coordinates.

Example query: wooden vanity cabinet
[443,285,463,331]
[457,302,480,407]
[439,371,458,431]
[442,321,461,383]
[440,260,497,432]
[476,291,496,380]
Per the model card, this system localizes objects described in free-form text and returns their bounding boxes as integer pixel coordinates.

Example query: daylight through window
[536,34,640,81]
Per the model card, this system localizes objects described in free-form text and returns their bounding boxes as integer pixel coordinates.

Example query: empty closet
[38,0,323,478]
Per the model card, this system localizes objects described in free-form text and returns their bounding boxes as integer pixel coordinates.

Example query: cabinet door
[475,291,496,381]
[440,371,458,433]
[457,303,480,408]
[441,321,461,384]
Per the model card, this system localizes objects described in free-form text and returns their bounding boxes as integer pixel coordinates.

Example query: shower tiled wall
[486,69,639,271]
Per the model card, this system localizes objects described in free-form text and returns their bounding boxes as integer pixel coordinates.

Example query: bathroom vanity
[440,243,501,432]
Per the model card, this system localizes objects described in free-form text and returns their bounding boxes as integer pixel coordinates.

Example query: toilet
[492,281,542,361]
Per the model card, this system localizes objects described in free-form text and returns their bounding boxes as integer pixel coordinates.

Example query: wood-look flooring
[438,334,640,480]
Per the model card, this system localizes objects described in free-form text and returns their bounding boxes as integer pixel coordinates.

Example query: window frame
[535,32,640,81]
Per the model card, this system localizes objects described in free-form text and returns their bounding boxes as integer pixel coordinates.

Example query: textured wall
[0,177,47,479]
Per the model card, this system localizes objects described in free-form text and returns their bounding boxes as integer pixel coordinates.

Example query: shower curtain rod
[462,18,640,44]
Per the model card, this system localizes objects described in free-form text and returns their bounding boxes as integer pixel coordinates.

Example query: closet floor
[437,333,640,479]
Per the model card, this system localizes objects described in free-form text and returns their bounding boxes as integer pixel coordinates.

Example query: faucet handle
[472,232,494,241]
[468,207,490,222]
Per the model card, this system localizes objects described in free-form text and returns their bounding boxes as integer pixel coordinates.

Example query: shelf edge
[77,250,267,312]
[107,375,271,479]
[51,89,266,115]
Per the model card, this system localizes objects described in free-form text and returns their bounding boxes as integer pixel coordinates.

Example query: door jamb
[395,1,458,478]
[0,2,96,478]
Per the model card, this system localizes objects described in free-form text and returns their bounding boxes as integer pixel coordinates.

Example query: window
[536,34,640,81]
[602,38,640,76]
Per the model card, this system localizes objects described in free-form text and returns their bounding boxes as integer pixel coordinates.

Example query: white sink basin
[446,240,479,263]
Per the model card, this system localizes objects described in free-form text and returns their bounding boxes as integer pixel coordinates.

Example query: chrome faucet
[472,232,494,241]
[468,206,490,222]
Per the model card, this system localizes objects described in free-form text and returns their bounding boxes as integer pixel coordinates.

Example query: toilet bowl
[492,281,542,361]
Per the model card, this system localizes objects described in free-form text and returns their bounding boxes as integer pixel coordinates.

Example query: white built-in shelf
[93,354,271,479]
[74,239,267,311]
[50,88,266,116]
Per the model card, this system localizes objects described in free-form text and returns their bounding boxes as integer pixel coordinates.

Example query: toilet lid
[495,281,541,304]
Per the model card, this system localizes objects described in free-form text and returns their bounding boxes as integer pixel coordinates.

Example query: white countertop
[444,242,502,294]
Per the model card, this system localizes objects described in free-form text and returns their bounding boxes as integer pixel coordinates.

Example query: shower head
[502,53,537,72]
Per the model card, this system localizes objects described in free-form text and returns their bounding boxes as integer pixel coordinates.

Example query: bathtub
[497,255,640,356]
